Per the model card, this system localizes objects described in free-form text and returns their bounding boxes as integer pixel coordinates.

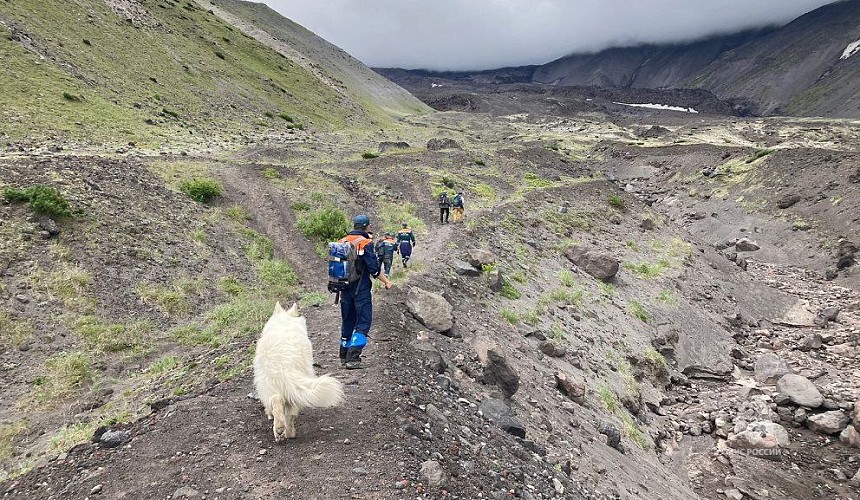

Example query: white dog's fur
[253,302,344,442]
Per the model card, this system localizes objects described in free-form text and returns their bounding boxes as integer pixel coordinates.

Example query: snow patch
[841,39,860,60]
[613,102,699,114]
[431,83,443,88]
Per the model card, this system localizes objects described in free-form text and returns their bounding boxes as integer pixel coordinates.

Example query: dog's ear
[287,302,300,317]
[274,301,285,315]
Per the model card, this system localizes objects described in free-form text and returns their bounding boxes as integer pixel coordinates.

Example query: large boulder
[727,422,788,461]
[563,245,619,282]
[479,398,526,438]
[483,348,520,398]
[378,141,410,153]
[406,287,454,333]
[841,425,860,448]
[776,374,824,408]
[735,239,761,252]
[450,260,481,277]
[426,138,460,150]
[467,249,496,269]
[776,193,801,209]
[806,410,850,435]
[753,354,790,384]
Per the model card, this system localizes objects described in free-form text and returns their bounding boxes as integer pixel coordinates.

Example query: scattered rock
[90,484,103,495]
[724,489,744,500]
[727,422,787,461]
[598,422,622,451]
[479,398,526,438]
[486,269,504,293]
[406,287,454,333]
[483,348,520,398]
[426,138,460,150]
[99,430,131,448]
[640,218,656,230]
[563,245,619,282]
[799,333,823,351]
[840,425,860,448]
[806,411,849,435]
[420,460,448,489]
[776,194,801,209]
[539,341,566,358]
[735,239,760,252]
[467,249,496,269]
[410,340,447,374]
[378,141,410,152]
[554,372,586,405]
[776,374,823,408]
[450,260,481,277]
[37,216,60,236]
[753,353,790,384]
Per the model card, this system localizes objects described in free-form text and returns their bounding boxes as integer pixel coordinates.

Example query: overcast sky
[261,0,838,71]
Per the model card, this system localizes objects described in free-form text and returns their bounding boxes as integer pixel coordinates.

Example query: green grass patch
[49,422,94,455]
[745,148,773,164]
[619,412,649,449]
[0,421,27,466]
[627,300,649,323]
[179,177,222,203]
[656,289,678,305]
[0,313,34,351]
[361,151,379,159]
[640,347,668,380]
[73,316,152,353]
[257,259,299,296]
[3,185,74,218]
[510,270,527,284]
[147,355,181,376]
[219,276,244,296]
[598,282,616,297]
[559,270,575,287]
[262,167,280,180]
[224,204,251,222]
[291,201,311,211]
[377,199,426,235]
[500,282,521,300]
[598,386,619,413]
[625,260,670,279]
[472,183,497,203]
[522,172,553,189]
[241,228,275,262]
[300,291,328,308]
[474,159,486,166]
[136,282,190,317]
[501,308,519,324]
[37,351,94,403]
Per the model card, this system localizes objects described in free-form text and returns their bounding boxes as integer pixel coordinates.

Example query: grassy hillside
[0,0,410,146]
[210,0,432,119]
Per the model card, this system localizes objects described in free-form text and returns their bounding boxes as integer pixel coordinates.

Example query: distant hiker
[438,192,451,224]
[396,222,416,268]
[329,215,392,369]
[452,192,465,223]
[375,232,397,276]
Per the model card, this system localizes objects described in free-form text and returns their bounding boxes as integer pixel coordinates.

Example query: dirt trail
[2,163,462,499]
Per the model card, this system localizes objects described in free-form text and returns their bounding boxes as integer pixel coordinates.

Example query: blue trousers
[340,283,373,345]
[378,257,392,276]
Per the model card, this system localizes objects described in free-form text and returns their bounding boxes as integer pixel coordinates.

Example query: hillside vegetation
[0,0,426,146]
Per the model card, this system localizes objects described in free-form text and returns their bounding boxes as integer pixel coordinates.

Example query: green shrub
[262,167,280,180]
[3,185,74,218]
[219,276,244,296]
[162,108,180,119]
[291,201,311,211]
[263,111,275,118]
[441,175,455,188]
[277,113,294,123]
[73,316,151,352]
[224,205,251,221]
[598,386,619,412]
[500,282,521,300]
[474,159,486,166]
[297,206,350,242]
[501,308,519,324]
[62,92,82,102]
[179,178,222,203]
[559,270,575,287]
[361,151,379,159]
[607,194,625,209]
[523,172,553,189]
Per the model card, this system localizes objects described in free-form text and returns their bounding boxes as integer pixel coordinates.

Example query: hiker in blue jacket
[338,215,392,369]
[396,223,416,268]
[375,232,397,276]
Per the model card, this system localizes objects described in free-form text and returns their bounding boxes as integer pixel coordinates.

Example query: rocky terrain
[0,1,859,499]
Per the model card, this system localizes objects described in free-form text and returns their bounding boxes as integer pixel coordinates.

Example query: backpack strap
[341,234,371,251]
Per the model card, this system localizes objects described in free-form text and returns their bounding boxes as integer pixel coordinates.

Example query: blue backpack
[327,235,369,296]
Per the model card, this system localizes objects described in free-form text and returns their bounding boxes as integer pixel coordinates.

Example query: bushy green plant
[628,300,650,322]
[3,185,74,218]
[297,206,350,242]
[179,178,222,203]
[607,194,625,209]
[361,151,379,159]
[500,282,521,300]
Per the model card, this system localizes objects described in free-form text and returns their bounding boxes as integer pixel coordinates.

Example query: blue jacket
[343,230,380,291]
[375,238,397,261]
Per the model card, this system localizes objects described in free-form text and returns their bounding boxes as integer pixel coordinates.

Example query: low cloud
[262,0,838,71]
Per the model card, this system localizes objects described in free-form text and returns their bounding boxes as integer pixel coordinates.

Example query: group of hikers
[329,191,467,369]
[438,191,465,224]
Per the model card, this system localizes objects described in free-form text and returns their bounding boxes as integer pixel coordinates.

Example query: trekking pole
[334,290,341,305]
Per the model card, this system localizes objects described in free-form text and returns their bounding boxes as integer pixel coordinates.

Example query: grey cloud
[262,0,838,70]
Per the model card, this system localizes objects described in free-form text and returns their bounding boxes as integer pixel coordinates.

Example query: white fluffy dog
[253,302,344,442]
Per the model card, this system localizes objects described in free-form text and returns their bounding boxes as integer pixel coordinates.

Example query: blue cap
[353,214,370,228]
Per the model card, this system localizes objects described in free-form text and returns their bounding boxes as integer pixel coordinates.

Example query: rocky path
[1,163,461,499]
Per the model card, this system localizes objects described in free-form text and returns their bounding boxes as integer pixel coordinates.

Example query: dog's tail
[285,374,344,409]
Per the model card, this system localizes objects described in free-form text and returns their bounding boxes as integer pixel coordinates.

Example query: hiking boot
[344,347,363,369]
[339,345,348,365]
